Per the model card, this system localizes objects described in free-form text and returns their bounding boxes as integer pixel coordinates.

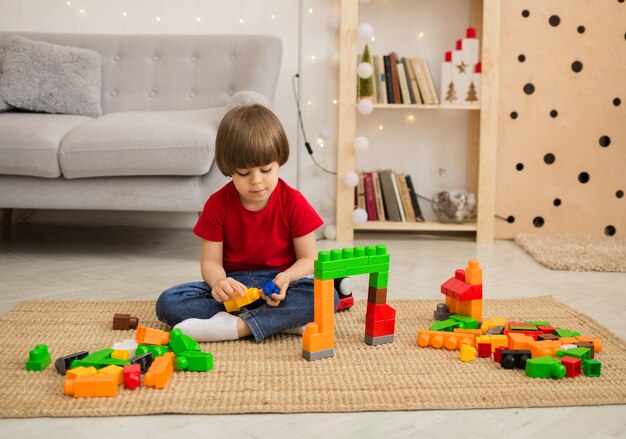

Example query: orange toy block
[454,328,482,337]
[64,374,118,397]
[145,352,174,389]
[507,332,535,350]
[457,299,482,321]
[417,329,476,350]
[465,259,482,285]
[96,364,124,385]
[481,317,508,334]
[528,340,562,358]
[302,330,334,352]
[135,326,170,346]
[445,296,458,314]
[314,278,335,298]
[223,287,261,312]
[575,336,602,353]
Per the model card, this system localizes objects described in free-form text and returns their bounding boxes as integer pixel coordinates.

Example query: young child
[156,104,338,342]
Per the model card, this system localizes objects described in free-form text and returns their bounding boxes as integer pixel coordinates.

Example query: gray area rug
[515,234,626,272]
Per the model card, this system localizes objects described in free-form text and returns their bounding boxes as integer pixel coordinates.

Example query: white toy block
[113,338,138,358]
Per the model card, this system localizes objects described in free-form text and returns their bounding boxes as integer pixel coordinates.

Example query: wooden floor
[1,225,625,438]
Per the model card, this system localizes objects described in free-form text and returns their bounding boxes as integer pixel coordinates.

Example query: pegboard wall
[495,0,625,239]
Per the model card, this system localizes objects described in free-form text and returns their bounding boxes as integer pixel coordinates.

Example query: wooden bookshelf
[335,0,500,243]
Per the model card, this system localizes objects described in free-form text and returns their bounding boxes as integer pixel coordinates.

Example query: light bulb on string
[357,99,373,115]
[343,171,359,188]
[358,23,374,41]
[327,14,340,31]
[357,62,373,79]
[319,127,332,140]
[324,224,337,240]
[352,208,368,225]
[353,136,370,151]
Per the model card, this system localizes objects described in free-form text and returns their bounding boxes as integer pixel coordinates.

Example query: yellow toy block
[481,317,508,334]
[459,344,477,362]
[66,366,97,380]
[64,374,117,397]
[489,335,508,351]
[96,364,124,385]
[465,259,482,285]
[145,352,174,389]
[223,287,261,313]
[135,326,170,346]
[111,349,129,361]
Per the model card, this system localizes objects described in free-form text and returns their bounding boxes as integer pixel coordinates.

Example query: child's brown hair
[215,104,290,176]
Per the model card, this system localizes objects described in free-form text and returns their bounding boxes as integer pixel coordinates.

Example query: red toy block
[560,356,582,378]
[477,342,491,358]
[365,303,396,322]
[494,345,506,363]
[124,364,141,390]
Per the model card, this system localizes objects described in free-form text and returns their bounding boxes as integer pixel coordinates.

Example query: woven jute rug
[1,297,625,418]
[515,233,626,272]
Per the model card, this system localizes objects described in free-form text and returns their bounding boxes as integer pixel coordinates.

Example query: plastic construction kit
[417,259,604,380]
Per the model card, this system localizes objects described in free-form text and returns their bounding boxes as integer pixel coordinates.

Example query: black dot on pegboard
[604,225,616,237]
[524,83,535,95]
[522,10,530,17]
[553,198,562,206]
[533,217,545,228]
[549,15,561,26]
[571,61,583,73]
[518,54,526,62]
[516,163,524,171]
[599,135,611,147]
[578,172,590,183]
[544,153,556,164]
[614,98,621,106]
[510,111,518,119]
[577,26,585,34]
[619,0,625,3]
[616,190,624,198]
[507,216,515,223]
[550,109,558,118]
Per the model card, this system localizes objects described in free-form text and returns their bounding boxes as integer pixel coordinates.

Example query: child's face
[231,161,280,210]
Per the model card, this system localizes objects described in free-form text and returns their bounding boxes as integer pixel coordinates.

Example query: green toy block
[314,268,346,280]
[175,351,214,371]
[368,253,390,265]
[314,249,348,271]
[555,328,581,338]
[98,357,131,367]
[449,314,479,330]
[71,348,114,369]
[345,264,374,276]
[525,355,566,379]
[556,347,591,361]
[510,324,538,331]
[582,358,602,377]
[429,319,460,332]
[169,328,201,355]
[25,344,51,371]
[369,271,389,289]
[524,321,551,326]
[136,344,171,358]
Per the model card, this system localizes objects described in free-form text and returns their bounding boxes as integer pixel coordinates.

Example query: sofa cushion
[59,108,223,179]
[0,35,102,118]
[0,113,91,178]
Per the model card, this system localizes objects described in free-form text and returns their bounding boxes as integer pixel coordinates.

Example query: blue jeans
[156,270,339,342]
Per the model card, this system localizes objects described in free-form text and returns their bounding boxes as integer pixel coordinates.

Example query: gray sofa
[0,32,282,215]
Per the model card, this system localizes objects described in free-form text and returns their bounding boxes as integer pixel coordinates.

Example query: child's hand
[264,273,289,307]
[211,277,247,302]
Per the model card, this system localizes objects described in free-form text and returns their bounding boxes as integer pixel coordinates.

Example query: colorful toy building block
[434,303,451,321]
[525,356,566,379]
[261,280,280,298]
[417,329,476,350]
[174,351,214,371]
[135,344,170,358]
[582,359,602,377]
[481,317,507,334]
[111,349,130,361]
[556,347,591,362]
[476,342,491,358]
[449,314,479,329]
[124,364,141,389]
[135,326,170,346]
[223,287,262,312]
[64,374,118,397]
[129,352,153,373]
[459,344,477,362]
[574,341,595,358]
[55,351,88,374]
[440,260,483,321]
[96,364,124,385]
[168,328,201,355]
[26,344,51,371]
[66,366,97,380]
[112,339,138,358]
[112,313,139,330]
[560,356,582,378]
[500,349,531,370]
[71,348,130,369]
[145,352,174,389]
[429,318,459,332]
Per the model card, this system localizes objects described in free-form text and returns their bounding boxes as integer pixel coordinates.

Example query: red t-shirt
[193,178,323,272]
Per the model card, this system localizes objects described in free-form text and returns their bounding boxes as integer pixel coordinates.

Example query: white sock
[173,311,240,342]
[280,325,306,335]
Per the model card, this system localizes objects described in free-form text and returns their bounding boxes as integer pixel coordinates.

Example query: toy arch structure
[302,244,396,361]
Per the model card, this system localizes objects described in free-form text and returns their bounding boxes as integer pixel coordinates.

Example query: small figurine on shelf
[432,189,476,224]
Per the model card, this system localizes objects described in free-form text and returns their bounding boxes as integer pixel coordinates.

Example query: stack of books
[355,169,425,222]
[363,52,439,105]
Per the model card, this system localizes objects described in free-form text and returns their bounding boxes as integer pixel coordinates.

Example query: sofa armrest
[225,90,272,111]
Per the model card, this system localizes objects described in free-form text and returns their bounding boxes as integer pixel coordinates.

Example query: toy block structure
[303,245,394,361]
[223,287,262,313]
[64,374,118,398]
[25,344,51,371]
[135,326,170,346]
[145,352,174,389]
[440,260,483,321]
[112,313,139,330]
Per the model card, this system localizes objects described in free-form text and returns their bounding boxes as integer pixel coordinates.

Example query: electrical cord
[292,73,337,175]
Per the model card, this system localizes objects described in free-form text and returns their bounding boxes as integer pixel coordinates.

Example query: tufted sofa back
[0,32,282,114]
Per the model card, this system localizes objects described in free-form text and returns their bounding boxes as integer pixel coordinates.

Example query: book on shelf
[378,169,402,221]
[389,171,406,222]
[371,171,386,221]
[373,55,387,104]
[388,52,403,104]
[396,60,413,105]
[403,57,423,104]
[356,172,366,212]
[396,173,416,222]
[363,172,377,221]
[405,174,425,222]
[382,55,394,104]
[411,57,439,105]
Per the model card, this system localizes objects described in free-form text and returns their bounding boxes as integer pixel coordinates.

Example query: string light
[307,100,312,106]
[332,99,338,105]
[417,31,424,39]
[156,16,161,22]
[66,1,71,5]
[239,18,244,23]
[79,9,85,15]
[378,125,384,130]
[271,14,276,19]
[308,8,313,13]
[407,114,415,122]
[122,11,127,17]
[311,55,316,60]
[196,17,201,22]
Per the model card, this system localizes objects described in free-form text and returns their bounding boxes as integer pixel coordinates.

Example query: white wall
[0,0,472,229]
